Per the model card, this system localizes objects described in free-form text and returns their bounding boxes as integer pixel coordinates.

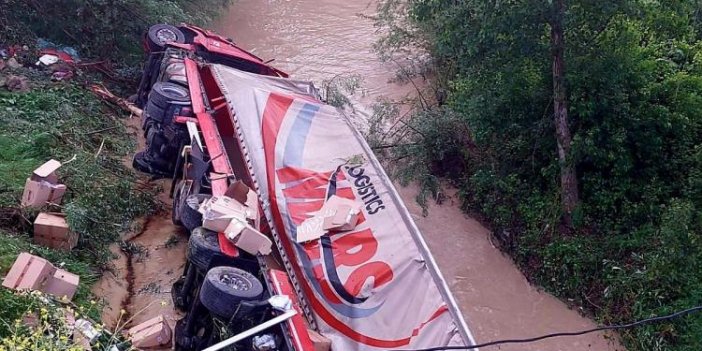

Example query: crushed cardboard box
[296,195,361,243]
[2,252,80,300]
[198,181,271,255]
[21,159,67,208]
[127,315,172,348]
[33,212,78,251]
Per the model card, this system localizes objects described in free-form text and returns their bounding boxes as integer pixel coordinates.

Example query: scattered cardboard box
[33,212,78,251]
[127,315,172,348]
[307,329,332,351]
[2,252,80,301]
[2,252,55,291]
[296,195,361,243]
[43,269,80,301]
[21,159,66,208]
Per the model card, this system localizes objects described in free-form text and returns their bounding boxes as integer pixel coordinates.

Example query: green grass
[0,67,158,336]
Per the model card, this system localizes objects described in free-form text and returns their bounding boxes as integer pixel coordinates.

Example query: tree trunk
[551,0,579,225]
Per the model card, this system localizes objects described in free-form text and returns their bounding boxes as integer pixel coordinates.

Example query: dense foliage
[0,0,230,64]
[376,1,702,350]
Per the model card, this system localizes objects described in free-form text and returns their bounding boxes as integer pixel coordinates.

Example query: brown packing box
[43,269,79,301]
[225,180,260,228]
[21,179,67,208]
[2,252,56,291]
[2,252,80,301]
[33,212,78,251]
[21,159,65,208]
[321,196,361,232]
[127,315,172,348]
[231,225,273,255]
[307,329,332,351]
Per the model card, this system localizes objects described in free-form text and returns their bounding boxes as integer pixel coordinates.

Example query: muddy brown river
[214,1,625,350]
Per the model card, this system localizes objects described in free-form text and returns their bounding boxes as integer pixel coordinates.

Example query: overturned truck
[133,23,477,351]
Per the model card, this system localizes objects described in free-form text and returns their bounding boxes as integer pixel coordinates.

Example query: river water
[214,1,625,350]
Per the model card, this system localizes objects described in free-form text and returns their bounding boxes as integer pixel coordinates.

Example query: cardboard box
[32,159,61,183]
[200,195,256,232]
[225,180,259,225]
[308,329,332,351]
[127,315,172,348]
[297,196,361,243]
[231,226,272,255]
[2,252,56,291]
[33,213,78,251]
[20,159,65,208]
[43,269,79,301]
[321,196,361,232]
[21,179,67,208]
[2,253,80,301]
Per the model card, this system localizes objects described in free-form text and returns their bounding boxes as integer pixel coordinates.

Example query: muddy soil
[92,117,187,345]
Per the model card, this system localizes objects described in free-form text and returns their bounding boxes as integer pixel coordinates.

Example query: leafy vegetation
[0,69,158,334]
[0,0,230,344]
[0,0,231,65]
[374,1,702,350]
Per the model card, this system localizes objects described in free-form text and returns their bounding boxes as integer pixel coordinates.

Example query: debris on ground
[5,74,30,92]
[37,38,80,63]
[34,212,79,251]
[6,57,21,69]
[2,252,80,301]
[127,314,172,348]
[90,84,143,116]
[37,54,60,66]
[21,158,66,208]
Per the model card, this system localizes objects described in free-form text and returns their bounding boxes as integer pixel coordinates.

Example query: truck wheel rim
[156,29,177,44]
[220,273,250,291]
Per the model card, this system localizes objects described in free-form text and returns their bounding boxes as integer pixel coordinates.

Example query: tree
[549,0,579,224]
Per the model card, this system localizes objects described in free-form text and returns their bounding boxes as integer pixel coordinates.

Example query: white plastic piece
[268,295,293,312]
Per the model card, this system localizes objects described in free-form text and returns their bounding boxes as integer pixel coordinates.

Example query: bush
[375,1,702,349]
[0,0,232,65]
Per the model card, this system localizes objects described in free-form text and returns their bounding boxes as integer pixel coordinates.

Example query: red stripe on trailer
[260,93,449,348]
[269,270,316,351]
[184,58,237,257]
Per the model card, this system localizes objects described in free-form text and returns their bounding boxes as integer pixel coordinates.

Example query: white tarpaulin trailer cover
[211,63,477,350]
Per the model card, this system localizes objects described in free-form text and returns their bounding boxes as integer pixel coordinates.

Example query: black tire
[181,194,210,232]
[132,151,171,178]
[199,266,264,319]
[187,227,221,272]
[147,24,185,51]
[146,100,166,123]
[149,82,190,109]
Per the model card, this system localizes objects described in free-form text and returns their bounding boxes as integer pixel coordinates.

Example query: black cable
[394,305,702,351]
